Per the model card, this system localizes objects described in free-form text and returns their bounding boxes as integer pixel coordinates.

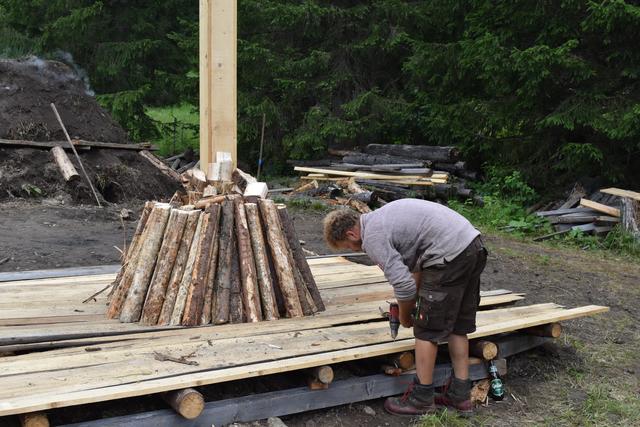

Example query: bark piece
[213,200,235,324]
[157,210,201,325]
[245,203,279,320]
[139,209,189,325]
[119,204,172,322]
[258,199,303,317]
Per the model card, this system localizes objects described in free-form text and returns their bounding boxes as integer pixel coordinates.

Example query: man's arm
[398,272,422,327]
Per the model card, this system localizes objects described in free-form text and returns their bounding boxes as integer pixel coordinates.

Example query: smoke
[53,50,95,97]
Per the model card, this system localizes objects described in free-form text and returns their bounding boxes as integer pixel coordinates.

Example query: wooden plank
[535,207,597,217]
[60,361,502,427]
[199,0,237,168]
[579,198,621,218]
[139,150,182,181]
[0,138,155,151]
[300,175,441,186]
[294,166,432,181]
[0,266,119,283]
[600,187,640,201]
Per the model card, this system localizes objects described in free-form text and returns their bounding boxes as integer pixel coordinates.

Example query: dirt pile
[0,57,180,204]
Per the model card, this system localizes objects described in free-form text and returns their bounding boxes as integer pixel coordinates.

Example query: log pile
[290,144,482,207]
[533,186,640,241]
[106,170,324,327]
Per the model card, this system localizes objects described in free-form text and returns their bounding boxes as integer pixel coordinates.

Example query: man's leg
[415,338,438,384]
[447,333,469,380]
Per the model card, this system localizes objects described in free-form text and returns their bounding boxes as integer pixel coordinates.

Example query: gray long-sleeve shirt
[360,199,480,301]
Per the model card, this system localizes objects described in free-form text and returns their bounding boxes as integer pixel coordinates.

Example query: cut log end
[19,412,49,427]
[470,340,498,360]
[162,388,205,420]
[524,322,562,338]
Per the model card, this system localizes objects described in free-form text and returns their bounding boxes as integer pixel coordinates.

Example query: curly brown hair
[323,209,361,249]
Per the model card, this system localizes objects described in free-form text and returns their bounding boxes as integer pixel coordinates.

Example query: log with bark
[228,234,243,324]
[234,198,263,322]
[213,200,235,324]
[201,206,222,325]
[342,153,432,167]
[621,197,640,240]
[258,199,304,317]
[365,144,460,163]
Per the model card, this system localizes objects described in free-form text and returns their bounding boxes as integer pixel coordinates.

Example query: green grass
[145,103,199,157]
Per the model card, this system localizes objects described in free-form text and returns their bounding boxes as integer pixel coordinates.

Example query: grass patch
[145,103,199,157]
[272,195,330,212]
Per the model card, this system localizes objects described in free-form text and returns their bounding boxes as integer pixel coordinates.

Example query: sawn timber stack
[107,197,324,327]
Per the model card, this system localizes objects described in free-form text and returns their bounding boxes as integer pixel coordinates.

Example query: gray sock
[448,377,471,402]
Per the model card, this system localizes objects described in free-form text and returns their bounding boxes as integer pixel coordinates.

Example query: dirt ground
[0,201,638,426]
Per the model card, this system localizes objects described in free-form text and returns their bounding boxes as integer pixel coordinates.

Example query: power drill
[388,302,400,340]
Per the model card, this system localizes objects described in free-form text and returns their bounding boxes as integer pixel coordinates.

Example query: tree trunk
[181,205,219,326]
[119,204,172,323]
[277,206,325,311]
[200,205,222,325]
[245,203,279,320]
[228,233,243,324]
[157,210,201,325]
[258,199,303,317]
[168,214,205,325]
[139,209,189,325]
[621,197,640,239]
[365,144,459,163]
[213,200,235,324]
[234,198,262,322]
[51,145,79,182]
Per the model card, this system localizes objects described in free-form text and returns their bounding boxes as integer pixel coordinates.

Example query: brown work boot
[435,377,474,416]
[384,378,438,416]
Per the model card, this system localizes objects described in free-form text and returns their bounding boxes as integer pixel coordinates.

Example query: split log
[219,161,233,181]
[162,388,205,420]
[18,412,49,427]
[108,201,155,302]
[157,210,202,325]
[232,168,257,192]
[365,144,460,163]
[469,340,498,360]
[234,198,263,322]
[168,214,205,325]
[182,206,219,326]
[203,185,217,197]
[139,209,189,325]
[213,200,235,324]
[140,150,182,181]
[244,182,269,199]
[119,204,172,323]
[343,153,432,167]
[621,197,640,239]
[258,199,304,317]
[201,206,222,325]
[245,203,279,320]
[523,322,562,338]
[51,146,79,182]
[228,234,243,324]
[277,206,325,312]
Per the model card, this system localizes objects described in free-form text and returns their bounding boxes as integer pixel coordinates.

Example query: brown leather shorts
[413,236,487,343]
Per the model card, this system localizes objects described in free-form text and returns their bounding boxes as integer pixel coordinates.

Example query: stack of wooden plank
[108,196,324,327]
[534,187,640,241]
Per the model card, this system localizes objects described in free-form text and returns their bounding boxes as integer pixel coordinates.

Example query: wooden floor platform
[0,257,608,417]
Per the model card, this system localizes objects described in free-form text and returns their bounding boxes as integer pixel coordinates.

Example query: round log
[228,233,244,324]
[384,351,415,370]
[245,203,279,321]
[469,340,498,360]
[524,322,562,338]
[51,145,79,182]
[200,205,222,325]
[213,200,236,324]
[119,203,172,323]
[309,365,334,385]
[162,388,204,420]
[157,210,201,325]
[234,198,262,322]
[19,413,49,427]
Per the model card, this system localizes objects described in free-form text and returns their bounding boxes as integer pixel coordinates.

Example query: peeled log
[213,200,235,324]
[200,205,222,325]
[258,199,303,317]
[182,207,218,326]
[169,214,204,325]
[277,206,325,311]
[245,203,279,320]
[228,234,243,324]
[157,210,201,325]
[469,340,498,360]
[139,209,189,325]
[119,204,172,322]
[234,198,262,322]
[162,388,204,420]
[51,145,79,182]
[365,144,459,163]
[524,322,562,338]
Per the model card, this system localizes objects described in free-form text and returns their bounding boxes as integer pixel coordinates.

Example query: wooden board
[199,0,237,167]
[0,138,155,151]
[579,198,621,218]
[600,187,640,201]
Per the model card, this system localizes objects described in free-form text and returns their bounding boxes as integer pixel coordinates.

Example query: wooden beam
[199,0,237,168]
[0,265,120,283]
[0,138,154,151]
[600,187,640,202]
[579,198,620,218]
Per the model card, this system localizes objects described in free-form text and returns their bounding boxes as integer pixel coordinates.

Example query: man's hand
[398,299,415,328]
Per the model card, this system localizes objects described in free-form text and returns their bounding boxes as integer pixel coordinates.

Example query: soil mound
[0,58,180,204]
[0,57,128,142]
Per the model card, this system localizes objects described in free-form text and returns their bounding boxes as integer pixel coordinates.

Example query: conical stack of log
[107,196,325,326]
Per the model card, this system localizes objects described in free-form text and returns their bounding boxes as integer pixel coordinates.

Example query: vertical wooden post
[199,0,237,168]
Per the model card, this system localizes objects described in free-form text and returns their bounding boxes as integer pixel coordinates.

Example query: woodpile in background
[106,162,324,327]
[533,187,640,241]
[289,143,483,209]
